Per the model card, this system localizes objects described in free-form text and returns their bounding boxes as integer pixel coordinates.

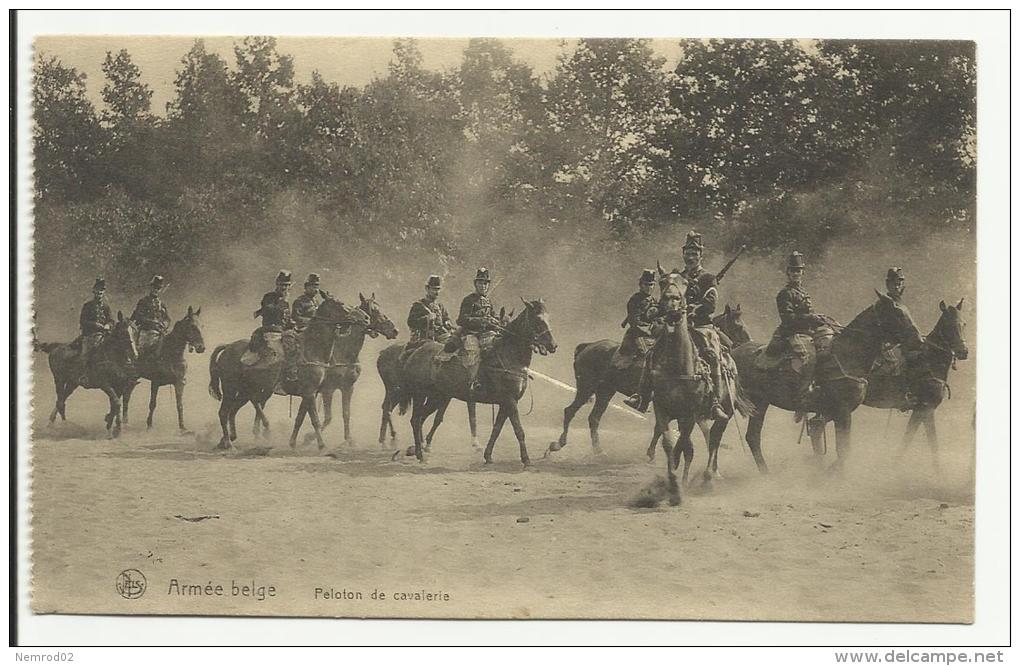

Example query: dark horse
[208,296,367,451]
[34,313,140,438]
[376,308,513,454]
[546,302,750,475]
[313,293,399,446]
[123,307,206,432]
[864,298,968,475]
[396,299,557,465]
[646,275,750,505]
[720,291,923,473]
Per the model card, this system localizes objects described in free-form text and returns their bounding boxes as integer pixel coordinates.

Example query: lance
[525,368,648,421]
[715,244,747,284]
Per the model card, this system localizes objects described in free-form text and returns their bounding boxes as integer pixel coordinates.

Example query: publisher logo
[116,569,147,599]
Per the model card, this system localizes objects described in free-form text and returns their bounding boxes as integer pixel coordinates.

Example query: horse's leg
[340,384,354,447]
[147,382,159,429]
[50,381,66,424]
[549,382,596,454]
[305,395,327,451]
[59,383,76,421]
[645,422,662,463]
[122,381,133,425]
[288,399,309,449]
[424,398,450,453]
[320,388,334,430]
[228,397,239,441]
[655,409,680,506]
[252,401,270,439]
[102,387,121,438]
[504,401,530,467]
[467,401,480,450]
[703,418,728,485]
[922,409,942,479]
[830,410,852,473]
[745,400,770,474]
[379,391,392,446]
[897,410,923,460]
[586,387,614,457]
[173,381,187,432]
[676,417,696,487]
[217,399,233,450]
[482,405,510,465]
[409,395,428,462]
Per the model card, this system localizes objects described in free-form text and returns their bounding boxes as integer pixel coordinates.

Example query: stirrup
[623,393,649,413]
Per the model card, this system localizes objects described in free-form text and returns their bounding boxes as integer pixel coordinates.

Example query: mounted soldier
[131,275,171,355]
[408,275,454,344]
[243,270,300,383]
[874,267,923,379]
[454,268,502,393]
[78,277,116,385]
[292,273,323,333]
[760,251,834,416]
[625,233,730,420]
[614,268,660,374]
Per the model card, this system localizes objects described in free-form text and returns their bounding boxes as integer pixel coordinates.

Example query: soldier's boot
[77,344,92,386]
[623,358,653,413]
[793,382,816,423]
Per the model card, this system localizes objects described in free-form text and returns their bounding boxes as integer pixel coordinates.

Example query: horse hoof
[668,493,682,507]
[390,450,400,462]
[521,459,531,468]
[483,457,493,465]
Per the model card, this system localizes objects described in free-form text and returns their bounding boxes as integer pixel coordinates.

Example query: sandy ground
[29,349,975,623]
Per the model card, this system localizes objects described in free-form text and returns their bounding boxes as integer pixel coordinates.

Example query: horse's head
[512,297,557,355]
[176,306,206,353]
[713,303,751,345]
[314,293,360,327]
[658,272,687,319]
[935,298,969,360]
[111,311,140,363]
[872,290,924,347]
[359,292,399,340]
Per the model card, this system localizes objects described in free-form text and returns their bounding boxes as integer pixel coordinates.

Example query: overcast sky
[36,36,684,115]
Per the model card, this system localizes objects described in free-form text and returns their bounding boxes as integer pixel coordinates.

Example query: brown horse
[122,307,206,432]
[208,296,365,451]
[396,299,557,465]
[864,298,968,475]
[313,293,399,446]
[646,274,721,505]
[722,291,924,473]
[34,313,140,438]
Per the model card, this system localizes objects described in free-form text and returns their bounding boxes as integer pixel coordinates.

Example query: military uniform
[678,265,719,327]
[457,293,496,333]
[245,271,297,376]
[619,269,658,358]
[409,299,453,343]
[131,294,170,332]
[454,268,499,392]
[255,291,293,332]
[79,278,114,384]
[292,273,323,333]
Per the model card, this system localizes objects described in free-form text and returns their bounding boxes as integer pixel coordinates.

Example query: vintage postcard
[25,28,980,625]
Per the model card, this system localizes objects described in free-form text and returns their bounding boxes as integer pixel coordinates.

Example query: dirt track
[29,347,974,623]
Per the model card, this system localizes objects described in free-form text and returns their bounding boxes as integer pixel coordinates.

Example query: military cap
[886,267,905,282]
[683,231,704,251]
[639,269,656,285]
[93,278,106,291]
[150,275,166,289]
[474,267,491,283]
[304,273,321,287]
[426,275,442,288]
[275,270,293,286]
[786,251,806,270]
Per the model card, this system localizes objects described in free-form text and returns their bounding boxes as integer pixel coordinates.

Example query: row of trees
[33,37,975,289]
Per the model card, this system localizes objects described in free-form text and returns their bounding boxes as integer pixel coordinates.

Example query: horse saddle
[242,330,285,368]
[138,329,163,357]
[872,345,907,378]
[756,333,815,372]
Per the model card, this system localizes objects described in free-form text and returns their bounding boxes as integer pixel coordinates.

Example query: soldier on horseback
[131,275,171,355]
[764,251,833,415]
[875,267,923,380]
[245,270,300,383]
[292,273,323,333]
[408,275,454,344]
[625,233,729,420]
[455,268,502,392]
[78,278,115,385]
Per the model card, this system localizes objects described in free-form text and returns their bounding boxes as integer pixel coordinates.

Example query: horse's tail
[395,389,412,416]
[34,340,63,354]
[208,344,228,401]
[731,371,756,419]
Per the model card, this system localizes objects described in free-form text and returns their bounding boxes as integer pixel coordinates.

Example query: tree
[32,55,105,202]
[100,49,162,200]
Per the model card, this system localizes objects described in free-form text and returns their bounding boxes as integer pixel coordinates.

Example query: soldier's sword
[715,244,747,284]
[525,369,648,421]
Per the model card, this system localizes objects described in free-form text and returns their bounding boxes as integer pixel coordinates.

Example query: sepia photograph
[12,8,1009,648]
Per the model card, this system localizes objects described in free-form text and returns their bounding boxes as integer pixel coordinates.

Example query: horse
[34,312,140,438]
[396,298,557,466]
[122,307,206,432]
[208,296,367,451]
[375,307,513,455]
[863,298,969,475]
[547,303,751,479]
[721,291,924,473]
[647,274,737,506]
